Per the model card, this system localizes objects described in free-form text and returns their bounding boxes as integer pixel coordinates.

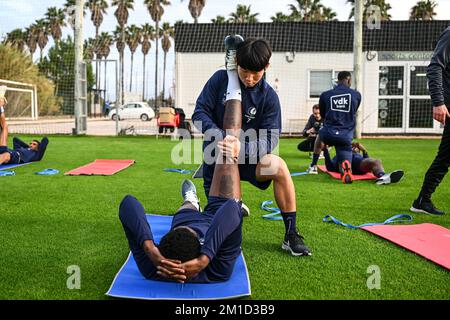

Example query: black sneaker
[410,199,445,216]
[376,170,404,185]
[282,230,312,256]
[181,179,201,211]
[224,34,244,71]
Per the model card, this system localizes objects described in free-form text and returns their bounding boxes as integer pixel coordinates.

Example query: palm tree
[321,7,337,21]
[410,0,437,21]
[228,5,259,23]
[84,38,97,61]
[271,12,291,22]
[347,0,392,21]
[45,7,66,48]
[182,0,206,24]
[35,19,50,62]
[4,29,28,53]
[112,0,134,104]
[125,25,142,92]
[145,0,171,108]
[25,24,40,60]
[140,23,155,100]
[88,0,109,108]
[161,22,174,103]
[211,15,227,24]
[96,32,113,108]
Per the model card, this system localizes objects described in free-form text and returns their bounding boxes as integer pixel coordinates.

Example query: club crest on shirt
[244,107,257,123]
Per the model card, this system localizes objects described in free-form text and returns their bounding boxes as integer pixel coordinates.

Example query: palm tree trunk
[95,27,99,117]
[121,51,124,105]
[142,54,146,100]
[104,59,107,115]
[162,51,167,105]
[155,19,159,109]
[129,53,134,92]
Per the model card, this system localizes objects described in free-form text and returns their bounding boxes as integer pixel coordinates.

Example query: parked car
[108,102,155,121]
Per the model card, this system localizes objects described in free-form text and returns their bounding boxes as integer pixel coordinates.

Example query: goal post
[0,79,38,120]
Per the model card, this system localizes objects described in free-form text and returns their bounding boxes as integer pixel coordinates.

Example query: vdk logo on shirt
[330,94,351,113]
[245,107,257,123]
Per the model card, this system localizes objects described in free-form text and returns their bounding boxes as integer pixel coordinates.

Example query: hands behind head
[156,255,210,283]
[351,142,366,153]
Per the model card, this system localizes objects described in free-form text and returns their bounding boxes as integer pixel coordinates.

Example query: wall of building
[176,51,442,135]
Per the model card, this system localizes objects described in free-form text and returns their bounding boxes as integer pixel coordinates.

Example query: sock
[281,211,297,235]
[226,70,241,102]
[310,153,320,167]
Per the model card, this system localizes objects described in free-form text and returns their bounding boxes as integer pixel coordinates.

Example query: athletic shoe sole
[410,206,444,216]
[341,160,353,184]
[281,243,312,256]
[389,170,404,184]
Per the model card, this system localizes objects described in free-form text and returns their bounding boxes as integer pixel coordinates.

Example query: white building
[175,21,450,135]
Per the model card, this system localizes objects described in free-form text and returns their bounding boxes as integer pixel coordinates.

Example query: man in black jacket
[297,104,323,153]
[411,26,450,216]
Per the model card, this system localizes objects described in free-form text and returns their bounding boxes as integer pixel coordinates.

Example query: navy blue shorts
[0,146,20,164]
[203,162,271,197]
[351,155,365,175]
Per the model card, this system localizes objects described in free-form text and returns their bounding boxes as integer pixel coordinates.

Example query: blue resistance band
[36,168,59,175]
[322,214,413,229]
[290,171,309,177]
[163,168,195,174]
[260,200,283,221]
[0,170,15,176]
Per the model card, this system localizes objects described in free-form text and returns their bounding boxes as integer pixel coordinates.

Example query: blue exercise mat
[36,168,59,175]
[0,162,31,171]
[106,214,251,300]
[0,170,15,176]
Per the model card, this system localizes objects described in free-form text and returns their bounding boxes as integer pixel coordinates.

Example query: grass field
[0,135,449,300]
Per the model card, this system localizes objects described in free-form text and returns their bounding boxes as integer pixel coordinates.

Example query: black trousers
[419,120,450,200]
[297,137,316,152]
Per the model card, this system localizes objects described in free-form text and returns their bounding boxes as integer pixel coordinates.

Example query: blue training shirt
[192,70,282,160]
[319,84,362,137]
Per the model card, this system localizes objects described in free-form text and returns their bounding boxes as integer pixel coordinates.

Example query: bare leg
[256,154,296,212]
[0,113,8,147]
[360,158,384,177]
[209,99,242,200]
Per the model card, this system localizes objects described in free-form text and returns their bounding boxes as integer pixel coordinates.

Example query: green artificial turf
[0,135,449,300]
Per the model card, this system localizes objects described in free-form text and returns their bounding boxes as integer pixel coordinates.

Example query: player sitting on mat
[118,69,248,283]
[0,98,49,165]
[322,142,404,185]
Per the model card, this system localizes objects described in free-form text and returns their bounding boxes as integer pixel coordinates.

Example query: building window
[378,99,403,128]
[309,71,333,98]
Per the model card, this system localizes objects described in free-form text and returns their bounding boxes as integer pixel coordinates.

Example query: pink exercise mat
[362,223,450,270]
[65,159,135,176]
[317,165,377,180]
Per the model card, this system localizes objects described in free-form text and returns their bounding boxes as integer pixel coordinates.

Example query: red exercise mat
[317,165,377,180]
[362,223,450,270]
[65,159,135,176]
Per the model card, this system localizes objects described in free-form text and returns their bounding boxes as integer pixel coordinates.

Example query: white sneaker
[241,202,250,217]
[376,170,404,185]
[306,165,318,175]
[224,35,244,71]
[181,179,201,211]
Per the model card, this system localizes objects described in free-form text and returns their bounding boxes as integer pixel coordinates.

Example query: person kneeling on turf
[323,142,404,185]
[0,98,49,165]
[118,76,246,283]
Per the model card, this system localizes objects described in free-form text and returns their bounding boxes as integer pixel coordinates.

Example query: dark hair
[236,38,272,72]
[158,228,201,263]
[32,140,40,150]
[312,104,320,110]
[337,71,352,81]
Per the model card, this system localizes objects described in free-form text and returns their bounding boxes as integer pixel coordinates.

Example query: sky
[1,0,450,102]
